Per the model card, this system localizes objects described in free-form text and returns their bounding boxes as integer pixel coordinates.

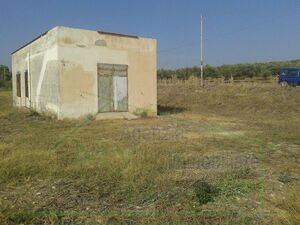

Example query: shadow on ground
[158,105,186,115]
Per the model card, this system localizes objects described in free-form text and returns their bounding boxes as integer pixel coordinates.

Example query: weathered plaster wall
[56,26,157,119]
[12,26,157,119]
[11,28,60,117]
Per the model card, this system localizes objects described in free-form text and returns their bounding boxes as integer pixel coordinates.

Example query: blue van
[279,68,300,87]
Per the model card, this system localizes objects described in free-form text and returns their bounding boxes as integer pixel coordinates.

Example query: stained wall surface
[11,28,60,116]
[57,27,157,119]
[12,26,157,119]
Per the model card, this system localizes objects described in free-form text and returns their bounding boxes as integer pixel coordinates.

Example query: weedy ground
[0,82,299,225]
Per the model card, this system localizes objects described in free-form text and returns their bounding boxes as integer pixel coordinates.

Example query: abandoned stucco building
[11,26,157,119]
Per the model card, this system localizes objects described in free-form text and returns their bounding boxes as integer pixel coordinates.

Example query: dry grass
[0,82,300,224]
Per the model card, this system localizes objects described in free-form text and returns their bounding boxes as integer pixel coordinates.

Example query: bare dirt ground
[0,82,299,224]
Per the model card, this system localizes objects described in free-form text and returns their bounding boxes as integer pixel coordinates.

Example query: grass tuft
[193,180,219,205]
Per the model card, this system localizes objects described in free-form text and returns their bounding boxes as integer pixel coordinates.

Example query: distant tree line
[157,59,300,80]
[0,65,12,90]
[0,65,11,81]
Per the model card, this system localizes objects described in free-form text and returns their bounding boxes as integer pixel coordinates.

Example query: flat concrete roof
[11,26,143,55]
[11,30,49,55]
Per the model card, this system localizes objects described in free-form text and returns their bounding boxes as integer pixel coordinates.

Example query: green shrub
[193,180,219,205]
[0,80,12,90]
[85,114,96,122]
[140,110,148,118]
[278,174,297,184]
[29,109,40,117]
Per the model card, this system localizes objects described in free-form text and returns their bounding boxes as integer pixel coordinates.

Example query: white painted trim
[35,46,58,110]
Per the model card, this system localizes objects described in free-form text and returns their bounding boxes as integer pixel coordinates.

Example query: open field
[1,81,300,224]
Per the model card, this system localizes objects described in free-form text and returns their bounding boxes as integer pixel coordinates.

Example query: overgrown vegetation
[158,59,300,80]
[193,181,218,205]
[0,65,11,91]
[1,81,300,224]
[0,80,12,90]
[0,65,11,81]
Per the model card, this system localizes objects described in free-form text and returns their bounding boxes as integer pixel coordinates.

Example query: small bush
[85,114,95,122]
[278,174,297,184]
[0,80,12,90]
[29,110,40,117]
[193,180,219,205]
[140,110,148,118]
[8,210,37,224]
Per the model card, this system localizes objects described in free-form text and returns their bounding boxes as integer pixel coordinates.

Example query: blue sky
[1,0,300,69]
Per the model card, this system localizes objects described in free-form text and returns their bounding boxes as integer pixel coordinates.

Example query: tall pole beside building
[200,15,204,87]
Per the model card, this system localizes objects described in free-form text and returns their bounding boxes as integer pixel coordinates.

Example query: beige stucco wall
[57,26,157,119]
[11,26,157,119]
[11,28,61,117]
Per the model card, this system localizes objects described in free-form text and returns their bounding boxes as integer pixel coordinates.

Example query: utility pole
[200,15,204,87]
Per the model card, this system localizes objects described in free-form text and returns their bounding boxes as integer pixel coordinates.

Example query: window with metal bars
[16,73,21,97]
[25,70,29,98]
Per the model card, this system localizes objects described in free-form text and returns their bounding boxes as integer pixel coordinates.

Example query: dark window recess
[16,73,21,97]
[25,71,29,98]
